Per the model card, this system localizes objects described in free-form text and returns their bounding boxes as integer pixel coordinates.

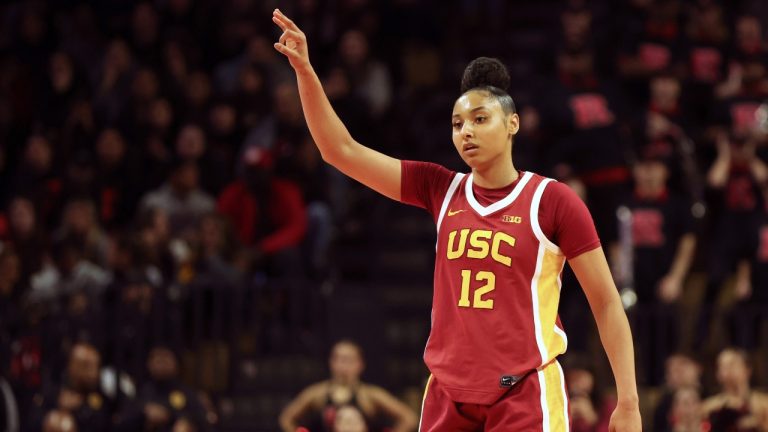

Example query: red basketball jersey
[424,171,569,404]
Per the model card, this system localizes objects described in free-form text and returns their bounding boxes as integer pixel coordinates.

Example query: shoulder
[701,394,725,413]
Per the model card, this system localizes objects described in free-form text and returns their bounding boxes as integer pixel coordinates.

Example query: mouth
[462,143,479,153]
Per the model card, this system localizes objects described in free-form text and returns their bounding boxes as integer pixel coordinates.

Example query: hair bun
[461,57,510,93]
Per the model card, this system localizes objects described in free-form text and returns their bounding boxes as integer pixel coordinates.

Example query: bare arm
[368,386,419,432]
[707,134,731,188]
[569,247,641,432]
[278,384,322,432]
[658,233,696,303]
[271,9,401,201]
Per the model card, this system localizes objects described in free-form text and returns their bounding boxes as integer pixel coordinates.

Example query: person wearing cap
[217,146,307,276]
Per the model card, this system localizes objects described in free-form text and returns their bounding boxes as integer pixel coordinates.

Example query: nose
[461,122,474,137]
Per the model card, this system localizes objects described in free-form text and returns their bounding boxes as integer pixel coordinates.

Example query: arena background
[1,0,768,430]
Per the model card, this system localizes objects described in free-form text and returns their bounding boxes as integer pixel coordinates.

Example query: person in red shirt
[272,9,640,431]
[217,146,307,276]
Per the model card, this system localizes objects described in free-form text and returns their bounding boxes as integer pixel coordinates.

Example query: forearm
[707,157,730,187]
[592,298,639,406]
[668,234,696,279]
[295,66,356,163]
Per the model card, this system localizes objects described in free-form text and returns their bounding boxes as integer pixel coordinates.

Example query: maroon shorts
[419,360,570,431]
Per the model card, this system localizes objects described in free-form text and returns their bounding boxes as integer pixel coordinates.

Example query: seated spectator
[115,346,213,432]
[667,386,706,432]
[30,343,111,432]
[140,158,216,239]
[565,365,614,432]
[653,353,703,431]
[279,340,418,432]
[53,198,110,268]
[702,348,768,431]
[2,196,48,288]
[217,146,307,276]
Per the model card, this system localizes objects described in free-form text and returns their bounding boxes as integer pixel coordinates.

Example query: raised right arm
[272,9,401,201]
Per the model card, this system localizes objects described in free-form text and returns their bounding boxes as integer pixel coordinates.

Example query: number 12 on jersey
[458,270,496,309]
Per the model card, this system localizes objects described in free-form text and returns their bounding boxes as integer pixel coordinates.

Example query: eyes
[452,115,488,130]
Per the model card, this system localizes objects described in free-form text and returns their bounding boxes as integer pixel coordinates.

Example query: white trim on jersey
[538,368,551,432]
[556,361,571,432]
[435,172,466,237]
[530,243,548,363]
[530,178,563,255]
[465,171,533,217]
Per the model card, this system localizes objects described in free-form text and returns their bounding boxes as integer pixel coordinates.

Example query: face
[340,30,368,66]
[68,344,101,391]
[334,405,368,432]
[717,350,750,389]
[633,160,668,190]
[452,91,518,171]
[176,125,206,159]
[672,387,701,423]
[50,52,74,93]
[96,128,126,166]
[25,134,52,172]
[650,76,680,103]
[148,347,178,381]
[9,197,36,236]
[329,342,364,383]
[666,355,701,388]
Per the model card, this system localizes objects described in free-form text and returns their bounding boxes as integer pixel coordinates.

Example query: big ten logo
[446,229,515,267]
[501,215,522,223]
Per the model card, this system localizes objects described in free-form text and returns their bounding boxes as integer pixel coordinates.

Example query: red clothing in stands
[217,179,307,253]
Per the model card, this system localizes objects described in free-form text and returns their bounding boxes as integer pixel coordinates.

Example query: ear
[508,113,520,136]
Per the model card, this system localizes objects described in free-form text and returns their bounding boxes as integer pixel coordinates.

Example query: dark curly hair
[460,57,516,115]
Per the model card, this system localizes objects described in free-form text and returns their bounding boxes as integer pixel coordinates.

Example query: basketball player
[272,9,641,431]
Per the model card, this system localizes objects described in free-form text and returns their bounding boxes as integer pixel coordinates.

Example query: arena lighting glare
[758,101,768,132]
[616,206,637,310]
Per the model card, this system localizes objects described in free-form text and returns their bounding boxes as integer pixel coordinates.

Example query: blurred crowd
[0,0,768,430]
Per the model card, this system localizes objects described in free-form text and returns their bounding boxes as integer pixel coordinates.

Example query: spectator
[279,340,418,432]
[217,146,307,276]
[54,198,110,268]
[2,196,47,290]
[336,29,392,119]
[699,132,768,348]
[667,386,706,432]
[116,347,213,432]
[139,158,216,239]
[622,151,696,385]
[702,348,768,431]
[653,353,703,431]
[30,343,111,432]
[565,366,614,432]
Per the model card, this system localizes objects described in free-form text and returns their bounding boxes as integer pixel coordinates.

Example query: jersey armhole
[530,179,563,256]
[435,173,466,250]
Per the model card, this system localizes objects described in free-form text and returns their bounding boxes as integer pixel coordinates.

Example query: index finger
[273,9,299,32]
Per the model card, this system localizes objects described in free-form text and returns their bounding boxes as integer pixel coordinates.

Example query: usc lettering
[446,229,516,267]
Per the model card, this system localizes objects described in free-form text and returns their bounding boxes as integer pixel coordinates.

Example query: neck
[636,185,665,199]
[724,382,749,398]
[332,377,359,387]
[472,157,519,189]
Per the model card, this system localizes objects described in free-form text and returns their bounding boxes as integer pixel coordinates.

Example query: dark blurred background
[1,0,768,430]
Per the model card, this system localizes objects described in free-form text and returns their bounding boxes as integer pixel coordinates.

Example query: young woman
[272,9,641,431]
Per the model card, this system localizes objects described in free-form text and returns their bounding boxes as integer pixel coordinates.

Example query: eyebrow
[452,106,489,118]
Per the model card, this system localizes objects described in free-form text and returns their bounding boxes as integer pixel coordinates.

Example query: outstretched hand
[272,9,310,72]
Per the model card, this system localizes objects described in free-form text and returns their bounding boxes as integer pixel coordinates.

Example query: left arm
[569,247,641,432]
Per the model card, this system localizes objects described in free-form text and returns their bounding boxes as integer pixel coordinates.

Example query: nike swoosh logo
[447,209,466,217]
